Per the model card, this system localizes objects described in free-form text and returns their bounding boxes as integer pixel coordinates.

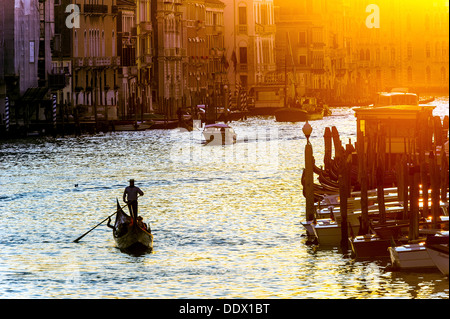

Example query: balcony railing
[139,22,152,33]
[238,25,248,34]
[94,57,111,67]
[84,57,94,67]
[84,4,108,14]
[48,73,67,89]
[111,56,121,66]
[73,57,84,68]
[141,55,152,65]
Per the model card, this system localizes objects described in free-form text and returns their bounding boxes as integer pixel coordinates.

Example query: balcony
[141,55,152,65]
[111,56,121,66]
[237,64,248,72]
[84,4,108,15]
[84,57,94,67]
[255,24,276,34]
[238,25,248,34]
[164,48,185,57]
[139,22,152,34]
[48,73,67,90]
[213,25,224,34]
[73,57,84,68]
[94,57,111,67]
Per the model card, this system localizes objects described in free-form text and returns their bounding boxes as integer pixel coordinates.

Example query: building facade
[223,0,277,106]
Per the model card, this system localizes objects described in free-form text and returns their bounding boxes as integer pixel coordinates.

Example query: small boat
[149,120,179,129]
[275,108,324,122]
[388,242,437,270]
[350,234,392,259]
[203,123,237,145]
[374,91,419,107]
[419,96,435,104]
[275,96,331,122]
[112,200,153,254]
[426,231,449,276]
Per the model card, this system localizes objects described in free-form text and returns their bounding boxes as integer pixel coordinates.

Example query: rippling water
[1,98,448,299]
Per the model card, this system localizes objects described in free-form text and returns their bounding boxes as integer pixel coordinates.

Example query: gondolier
[123,179,144,222]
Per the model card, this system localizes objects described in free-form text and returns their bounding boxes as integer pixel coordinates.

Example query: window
[365,49,370,61]
[426,42,430,58]
[299,55,307,65]
[29,41,35,63]
[261,4,267,25]
[407,67,412,82]
[239,47,247,64]
[298,32,306,45]
[239,6,247,25]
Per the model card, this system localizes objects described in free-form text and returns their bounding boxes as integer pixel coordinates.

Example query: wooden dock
[302,106,449,272]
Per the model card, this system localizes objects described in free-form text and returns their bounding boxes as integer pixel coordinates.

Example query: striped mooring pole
[52,93,57,129]
[5,96,10,132]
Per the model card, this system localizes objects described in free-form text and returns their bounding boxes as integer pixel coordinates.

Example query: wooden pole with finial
[303,121,315,222]
[324,127,332,171]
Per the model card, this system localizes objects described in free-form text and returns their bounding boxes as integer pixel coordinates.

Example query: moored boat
[203,123,237,145]
[426,231,449,276]
[112,200,153,254]
[388,242,437,270]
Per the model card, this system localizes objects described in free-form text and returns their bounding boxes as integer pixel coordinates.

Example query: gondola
[112,200,153,254]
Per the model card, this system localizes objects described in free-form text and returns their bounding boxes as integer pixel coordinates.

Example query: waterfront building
[273,0,348,106]
[184,0,208,109]
[345,0,449,101]
[136,0,154,115]
[223,0,277,107]
[68,0,120,122]
[0,0,54,133]
[152,0,184,118]
[115,0,138,120]
[205,0,227,108]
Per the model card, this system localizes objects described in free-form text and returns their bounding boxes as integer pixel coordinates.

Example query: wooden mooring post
[357,124,369,234]
[324,127,332,171]
[303,122,316,222]
[339,149,352,252]
[409,165,421,241]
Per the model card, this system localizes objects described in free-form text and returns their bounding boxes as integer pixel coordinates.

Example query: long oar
[73,201,132,243]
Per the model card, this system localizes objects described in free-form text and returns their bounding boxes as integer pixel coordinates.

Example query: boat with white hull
[388,242,437,270]
[426,232,449,276]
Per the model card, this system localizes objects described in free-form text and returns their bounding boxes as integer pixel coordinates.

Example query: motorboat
[426,231,449,276]
[203,123,237,145]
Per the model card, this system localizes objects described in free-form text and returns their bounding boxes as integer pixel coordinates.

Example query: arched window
[407,66,413,82]
[407,43,412,60]
[365,49,370,61]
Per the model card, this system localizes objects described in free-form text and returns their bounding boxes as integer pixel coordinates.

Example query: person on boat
[137,216,151,233]
[107,217,115,231]
[123,179,144,222]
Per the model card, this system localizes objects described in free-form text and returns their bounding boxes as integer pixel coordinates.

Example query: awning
[19,87,49,102]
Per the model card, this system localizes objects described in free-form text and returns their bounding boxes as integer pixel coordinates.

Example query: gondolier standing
[123,179,144,222]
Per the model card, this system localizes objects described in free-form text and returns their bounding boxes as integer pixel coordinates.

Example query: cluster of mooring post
[303,112,449,253]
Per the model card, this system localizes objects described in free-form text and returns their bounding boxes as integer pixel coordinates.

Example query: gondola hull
[113,201,153,254]
[114,224,153,253]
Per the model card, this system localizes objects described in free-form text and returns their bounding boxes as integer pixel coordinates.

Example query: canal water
[0,98,448,299]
